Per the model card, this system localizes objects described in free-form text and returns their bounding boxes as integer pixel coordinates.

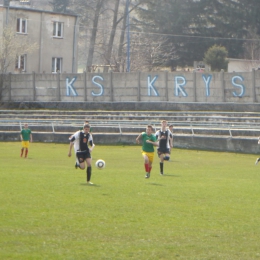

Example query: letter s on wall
[92,75,104,96]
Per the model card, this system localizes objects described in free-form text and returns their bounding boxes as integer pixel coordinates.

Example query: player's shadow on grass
[147,183,164,186]
[163,174,180,177]
[80,183,100,187]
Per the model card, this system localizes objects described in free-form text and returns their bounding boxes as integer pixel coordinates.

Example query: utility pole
[126,0,130,72]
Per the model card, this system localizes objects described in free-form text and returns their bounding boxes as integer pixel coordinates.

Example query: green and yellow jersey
[21,128,31,141]
[141,132,156,152]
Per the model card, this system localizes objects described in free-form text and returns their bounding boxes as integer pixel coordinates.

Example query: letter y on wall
[202,75,212,97]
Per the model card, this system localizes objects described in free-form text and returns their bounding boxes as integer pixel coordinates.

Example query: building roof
[0,4,78,17]
[228,58,259,62]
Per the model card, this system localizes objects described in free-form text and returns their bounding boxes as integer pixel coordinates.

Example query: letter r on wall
[175,76,187,97]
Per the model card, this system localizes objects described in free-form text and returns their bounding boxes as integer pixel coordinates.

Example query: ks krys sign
[66,74,245,97]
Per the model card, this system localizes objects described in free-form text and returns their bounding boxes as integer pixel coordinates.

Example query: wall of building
[38,11,78,73]
[228,59,260,73]
[2,70,260,103]
[0,6,78,74]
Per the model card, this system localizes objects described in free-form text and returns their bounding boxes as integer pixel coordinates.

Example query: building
[0,0,78,73]
[228,58,260,73]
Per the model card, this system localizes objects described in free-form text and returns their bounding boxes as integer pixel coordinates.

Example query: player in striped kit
[68,124,95,184]
[155,120,173,175]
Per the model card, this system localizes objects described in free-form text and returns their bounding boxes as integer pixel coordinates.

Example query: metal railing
[0,119,260,138]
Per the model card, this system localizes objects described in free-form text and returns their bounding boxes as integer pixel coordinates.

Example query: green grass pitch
[1,142,260,259]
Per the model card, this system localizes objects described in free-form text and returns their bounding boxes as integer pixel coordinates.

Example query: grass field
[1,142,260,260]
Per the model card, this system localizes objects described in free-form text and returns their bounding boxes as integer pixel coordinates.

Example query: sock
[164,156,170,161]
[76,159,80,166]
[25,149,28,157]
[149,166,152,173]
[76,162,81,169]
[144,163,149,172]
[87,166,92,182]
[20,148,24,157]
[160,162,163,173]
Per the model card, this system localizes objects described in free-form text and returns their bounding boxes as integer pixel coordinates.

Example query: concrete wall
[2,70,260,103]
[1,131,260,154]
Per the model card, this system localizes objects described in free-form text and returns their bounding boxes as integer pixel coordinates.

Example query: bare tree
[73,0,151,72]
[127,31,179,72]
[0,26,38,100]
[243,28,260,61]
[113,0,151,72]
[117,2,128,72]
[86,0,105,72]
[103,0,120,72]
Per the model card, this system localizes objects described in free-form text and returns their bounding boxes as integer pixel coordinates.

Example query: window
[17,18,27,34]
[15,55,26,71]
[52,58,62,73]
[53,22,63,38]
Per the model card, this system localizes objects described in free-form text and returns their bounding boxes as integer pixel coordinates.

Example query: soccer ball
[95,159,105,169]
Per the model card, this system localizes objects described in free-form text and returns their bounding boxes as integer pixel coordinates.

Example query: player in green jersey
[136,125,158,178]
[20,123,33,158]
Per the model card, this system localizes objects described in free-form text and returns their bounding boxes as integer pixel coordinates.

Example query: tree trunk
[117,2,128,72]
[103,0,120,73]
[86,0,104,72]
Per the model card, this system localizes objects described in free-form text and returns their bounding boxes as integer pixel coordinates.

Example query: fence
[1,117,260,138]
[2,70,260,103]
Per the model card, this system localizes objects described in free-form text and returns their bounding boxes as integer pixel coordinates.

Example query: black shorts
[157,148,170,155]
[76,150,91,162]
